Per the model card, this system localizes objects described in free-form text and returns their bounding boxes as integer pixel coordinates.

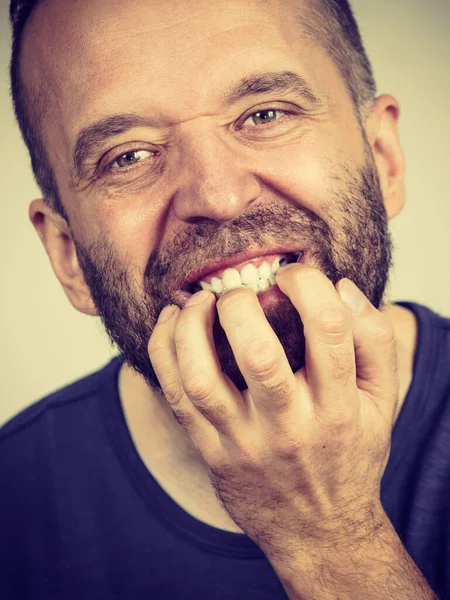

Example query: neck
[118,359,243,531]
[119,362,209,475]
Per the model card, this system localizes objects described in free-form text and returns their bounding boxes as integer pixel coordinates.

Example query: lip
[180,248,306,292]
[179,247,307,291]
[172,248,307,307]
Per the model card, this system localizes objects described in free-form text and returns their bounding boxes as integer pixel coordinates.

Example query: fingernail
[339,278,366,313]
[157,305,178,323]
[184,290,211,307]
[276,262,298,276]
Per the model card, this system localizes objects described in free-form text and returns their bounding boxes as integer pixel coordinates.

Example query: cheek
[255,114,365,217]
[105,201,161,269]
[253,139,340,216]
[74,192,162,275]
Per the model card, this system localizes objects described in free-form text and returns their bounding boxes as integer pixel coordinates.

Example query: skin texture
[24,0,415,535]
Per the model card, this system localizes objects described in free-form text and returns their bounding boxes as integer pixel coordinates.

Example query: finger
[173,290,247,434]
[216,286,298,418]
[275,264,357,419]
[337,278,399,422]
[148,301,219,454]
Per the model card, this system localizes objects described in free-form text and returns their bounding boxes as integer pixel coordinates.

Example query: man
[1,0,448,597]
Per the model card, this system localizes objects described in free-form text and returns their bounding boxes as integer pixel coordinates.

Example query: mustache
[143,203,328,291]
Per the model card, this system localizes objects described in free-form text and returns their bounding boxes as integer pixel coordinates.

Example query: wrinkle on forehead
[20,0,301,103]
[19,0,345,196]
[20,0,289,126]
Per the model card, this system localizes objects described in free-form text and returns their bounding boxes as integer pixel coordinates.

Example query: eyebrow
[71,70,324,184]
[223,70,323,106]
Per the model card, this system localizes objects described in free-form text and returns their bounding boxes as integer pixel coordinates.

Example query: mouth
[180,250,305,298]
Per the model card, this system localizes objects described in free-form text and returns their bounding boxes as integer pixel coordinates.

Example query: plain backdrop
[0,0,449,425]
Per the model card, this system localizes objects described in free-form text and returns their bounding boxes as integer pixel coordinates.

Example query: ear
[365,94,406,220]
[29,199,98,316]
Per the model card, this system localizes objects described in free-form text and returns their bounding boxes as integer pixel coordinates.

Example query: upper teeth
[197,255,294,296]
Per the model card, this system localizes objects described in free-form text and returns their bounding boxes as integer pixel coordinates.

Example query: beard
[73,144,393,395]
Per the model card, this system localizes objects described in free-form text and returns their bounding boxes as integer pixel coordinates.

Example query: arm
[269,510,439,600]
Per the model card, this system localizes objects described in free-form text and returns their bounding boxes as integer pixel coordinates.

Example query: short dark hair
[9,0,376,222]
[10,1,69,222]
[302,0,376,115]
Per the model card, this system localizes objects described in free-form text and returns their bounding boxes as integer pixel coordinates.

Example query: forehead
[21,0,341,149]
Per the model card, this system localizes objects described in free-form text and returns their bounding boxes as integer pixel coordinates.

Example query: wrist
[265,505,392,590]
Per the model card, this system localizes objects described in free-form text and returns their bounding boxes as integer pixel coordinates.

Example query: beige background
[0,0,449,425]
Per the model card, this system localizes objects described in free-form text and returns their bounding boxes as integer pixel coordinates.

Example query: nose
[170,127,261,224]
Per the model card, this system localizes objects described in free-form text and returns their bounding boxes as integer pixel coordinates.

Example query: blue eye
[110,149,153,169]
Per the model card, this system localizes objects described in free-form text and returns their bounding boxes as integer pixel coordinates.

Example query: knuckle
[183,374,216,401]
[235,446,261,473]
[313,307,349,340]
[328,408,355,429]
[273,438,303,462]
[162,378,185,406]
[183,378,232,422]
[316,411,354,437]
[240,340,292,407]
[242,339,281,378]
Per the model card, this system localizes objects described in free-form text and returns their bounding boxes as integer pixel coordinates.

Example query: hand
[148,264,399,560]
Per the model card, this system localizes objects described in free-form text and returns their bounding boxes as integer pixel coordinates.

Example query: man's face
[23,0,393,393]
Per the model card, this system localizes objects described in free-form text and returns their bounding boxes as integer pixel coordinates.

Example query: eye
[109,149,154,169]
[242,108,288,128]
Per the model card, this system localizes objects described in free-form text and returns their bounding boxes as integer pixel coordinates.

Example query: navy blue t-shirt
[1,301,449,599]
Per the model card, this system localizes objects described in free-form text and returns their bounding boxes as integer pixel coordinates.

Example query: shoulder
[0,355,123,447]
